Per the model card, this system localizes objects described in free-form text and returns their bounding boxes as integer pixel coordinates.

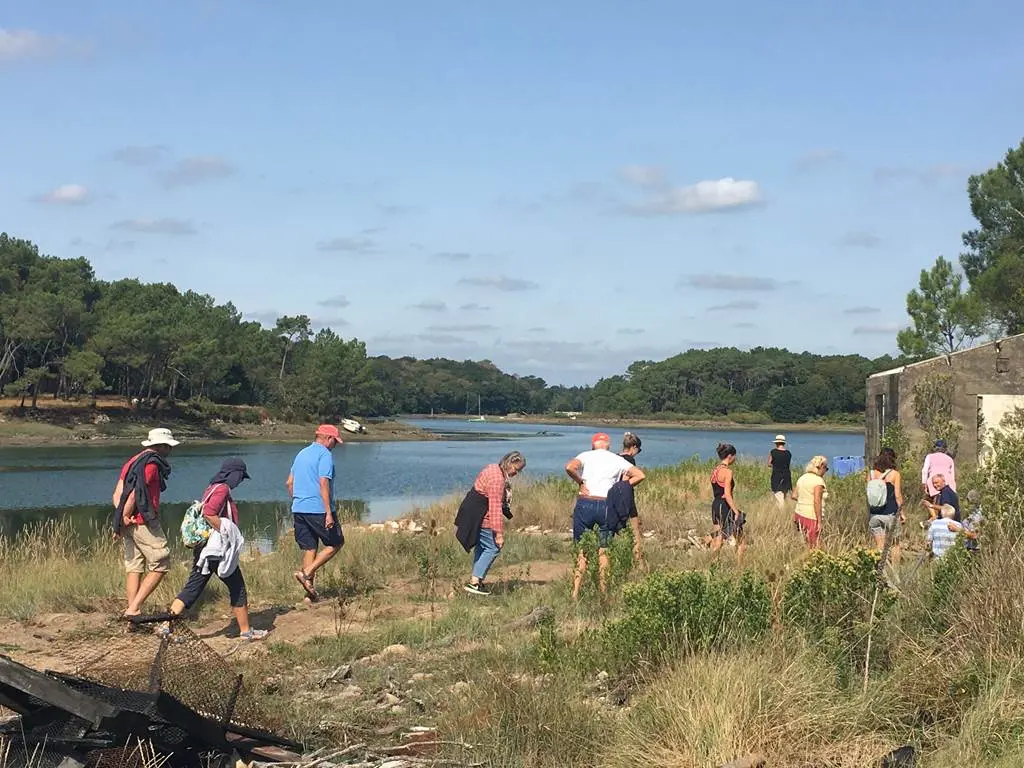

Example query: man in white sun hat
[111,427,180,618]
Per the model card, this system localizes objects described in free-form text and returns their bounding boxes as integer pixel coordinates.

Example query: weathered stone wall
[866,335,1024,464]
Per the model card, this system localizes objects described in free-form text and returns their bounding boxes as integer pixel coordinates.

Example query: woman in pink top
[922,439,956,500]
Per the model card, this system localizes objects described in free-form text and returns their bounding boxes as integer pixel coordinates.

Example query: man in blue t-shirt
[921,473,960,522]
[287,424,344,601]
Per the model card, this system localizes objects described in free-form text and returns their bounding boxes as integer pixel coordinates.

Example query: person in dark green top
[768,435,793,510]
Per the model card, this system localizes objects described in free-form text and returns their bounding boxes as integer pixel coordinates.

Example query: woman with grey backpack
[867,449,905,563]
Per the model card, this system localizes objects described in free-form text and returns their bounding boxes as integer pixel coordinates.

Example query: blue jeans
[472,528,501,581]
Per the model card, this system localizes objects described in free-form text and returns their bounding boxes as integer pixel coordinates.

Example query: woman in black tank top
[710,443,744,554]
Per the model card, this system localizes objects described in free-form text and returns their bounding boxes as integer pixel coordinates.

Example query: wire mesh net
[74,623,269,731]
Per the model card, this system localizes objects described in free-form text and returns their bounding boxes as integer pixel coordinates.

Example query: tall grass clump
[0,519,125,618]
[599,566,771,674]
[781,548,895,687]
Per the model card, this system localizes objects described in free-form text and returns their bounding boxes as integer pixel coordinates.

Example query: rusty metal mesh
[74,624,269,730]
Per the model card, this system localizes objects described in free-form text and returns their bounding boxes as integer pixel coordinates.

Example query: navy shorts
[293,513,344,551]
[572,498,613,547]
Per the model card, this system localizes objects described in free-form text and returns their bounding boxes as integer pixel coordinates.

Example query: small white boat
[341,418,365,434]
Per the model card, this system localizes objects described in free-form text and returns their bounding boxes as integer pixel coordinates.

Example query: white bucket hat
[141,427,181,447]
[774,434,786,444]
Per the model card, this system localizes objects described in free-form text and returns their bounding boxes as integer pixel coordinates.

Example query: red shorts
[795,516,819,547]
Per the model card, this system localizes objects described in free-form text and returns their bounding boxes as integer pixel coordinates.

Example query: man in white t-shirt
[565,432,645,600]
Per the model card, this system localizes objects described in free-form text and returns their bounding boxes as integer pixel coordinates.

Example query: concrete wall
[865,370,901,459]
[868,335,1024,464]
[979,394,1024,460]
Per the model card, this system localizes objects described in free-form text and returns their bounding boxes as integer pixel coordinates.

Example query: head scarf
[210,457,250,489]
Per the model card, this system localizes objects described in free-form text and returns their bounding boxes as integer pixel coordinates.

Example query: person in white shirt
[564,432,645,600]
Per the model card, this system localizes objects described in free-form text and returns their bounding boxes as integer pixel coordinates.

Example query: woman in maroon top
[167,458,267,640]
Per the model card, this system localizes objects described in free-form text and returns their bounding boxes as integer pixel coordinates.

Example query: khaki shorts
[123,521,171,574]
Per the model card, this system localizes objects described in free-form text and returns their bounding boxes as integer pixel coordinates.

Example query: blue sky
[2,1,1022,385]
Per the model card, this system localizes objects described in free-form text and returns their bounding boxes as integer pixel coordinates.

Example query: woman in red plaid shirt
[464,451,526,595]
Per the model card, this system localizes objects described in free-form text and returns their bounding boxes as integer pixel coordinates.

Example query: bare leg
[571,551,588,601]
[126,572,165,614]
[873,533,886,551]
[710,526,723,552]
[305,546,339,578]
[125,573,141,614]
[597,549,610,594]
[232,605,251,634]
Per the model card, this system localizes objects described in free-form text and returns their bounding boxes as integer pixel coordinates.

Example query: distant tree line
[1,232,893,422]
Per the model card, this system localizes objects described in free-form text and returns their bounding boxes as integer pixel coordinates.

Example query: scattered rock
[337,684,363,701]
[506,605,554,630]
[318,664,353,687]
[556,531,573,541]
[521,525,542,535]
[389,704,407,716]
[409,672,433,682]
[379,644,411,659]
[642,531,656,539]
[596,670,609,684]
[450,681,471,697]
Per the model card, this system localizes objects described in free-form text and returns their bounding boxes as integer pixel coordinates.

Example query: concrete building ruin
[865,333,1024,464]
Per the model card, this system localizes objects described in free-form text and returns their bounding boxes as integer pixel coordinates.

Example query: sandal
[240,629,268,641]
[294,570,319,600]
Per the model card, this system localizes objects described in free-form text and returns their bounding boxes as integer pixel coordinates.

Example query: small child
[926,504,961,559]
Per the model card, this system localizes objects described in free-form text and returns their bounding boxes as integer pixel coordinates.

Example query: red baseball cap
[316,424,342,441]
[592,432,610,446]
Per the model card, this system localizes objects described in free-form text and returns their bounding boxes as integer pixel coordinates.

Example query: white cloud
[317,236,378,254]
[853,323,901,335]
[434,251,474,262]
[616,328,646,336]
[0,28,83,62]
[680,274,794,292]
[794,149,841,170]
[112,145,170,166]
[426,324,496,333]
[459,303,489,311]
[37,184,91,204]
[317,295,350,309]
[410,300,447,312]
[838,231,882,248]
[162,156,235,188]
[618,165,667,189]
[110,217,197,235]
[844,305,881,315]
[709,300,760,311]
[622,177,762,215]
[457,276,540,292]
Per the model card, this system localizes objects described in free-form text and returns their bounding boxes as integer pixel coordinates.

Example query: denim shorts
[572,498,613,546]
[294,513,344,550]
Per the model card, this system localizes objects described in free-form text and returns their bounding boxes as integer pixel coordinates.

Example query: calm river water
[0,419,863,545]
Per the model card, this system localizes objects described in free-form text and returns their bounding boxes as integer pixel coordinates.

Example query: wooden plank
[0,656,118,729]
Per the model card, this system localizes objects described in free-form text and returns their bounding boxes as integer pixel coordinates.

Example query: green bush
[782,549,895,686]
[600,567,771,672]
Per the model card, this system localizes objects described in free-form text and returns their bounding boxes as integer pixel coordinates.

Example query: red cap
[316,424,342,441]
[592,432,610,446]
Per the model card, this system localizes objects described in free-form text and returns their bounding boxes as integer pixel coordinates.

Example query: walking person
[792,456,828,549]
[287,424,344,602]
[111,428,179,618]
[768,435,793,511]
[615,432,645,563]
[922,439,956,501]
[867,449,905,562]
[565,433,645,600]
[710,443,745,554]
[455,451,527,595]
[167,459,267,640]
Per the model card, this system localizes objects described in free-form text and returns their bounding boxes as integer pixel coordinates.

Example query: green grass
[5,459,1024,766]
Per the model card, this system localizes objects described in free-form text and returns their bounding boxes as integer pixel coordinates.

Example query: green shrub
[600,567,771,672]
[573,527,636,601]
[782,549,895,686]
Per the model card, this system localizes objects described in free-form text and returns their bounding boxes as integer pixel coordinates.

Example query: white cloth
[197,518,245,578]
[574,449,634,499]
